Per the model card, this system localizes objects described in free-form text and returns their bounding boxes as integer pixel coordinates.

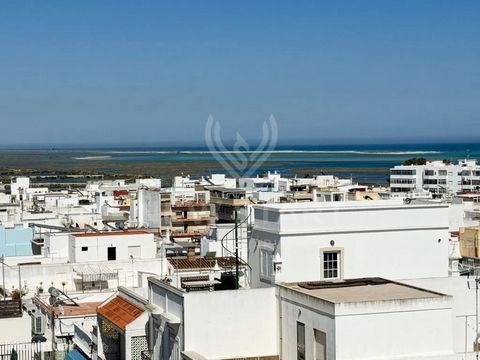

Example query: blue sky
[0,1,479,147]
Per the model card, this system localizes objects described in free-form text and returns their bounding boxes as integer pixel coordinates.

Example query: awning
[65,349,88,360]
[74,264,118,282]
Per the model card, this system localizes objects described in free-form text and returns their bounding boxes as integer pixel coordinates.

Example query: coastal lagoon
[0,143,478,185]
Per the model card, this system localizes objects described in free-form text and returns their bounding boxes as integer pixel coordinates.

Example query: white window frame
[320,247,344,280]
[259,247,274,281]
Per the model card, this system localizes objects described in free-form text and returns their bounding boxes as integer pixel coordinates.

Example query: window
[323,251,340,279]
[424,170,435,176]
[297,322,305,360]
[314,329,326,360]
[391,187,413,193]
[438,170,447,176]
[390,169,416,176]
[390,178,415,184]
[260,249,273,278]
[107,247,117,261]
[81,246,88,252]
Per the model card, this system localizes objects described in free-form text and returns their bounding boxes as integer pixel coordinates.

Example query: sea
[0,142,479,185]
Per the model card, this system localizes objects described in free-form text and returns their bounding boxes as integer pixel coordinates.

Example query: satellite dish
[48,287,60,298]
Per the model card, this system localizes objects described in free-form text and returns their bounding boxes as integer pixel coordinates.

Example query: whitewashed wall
[69,233,156,263]
[278,285,454,360]
[400,276,480,355]
[183,287,278,359]
[250,201,450,287]
[335,298,453,359]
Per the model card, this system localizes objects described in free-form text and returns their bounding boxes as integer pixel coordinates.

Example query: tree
[403,157,427,166]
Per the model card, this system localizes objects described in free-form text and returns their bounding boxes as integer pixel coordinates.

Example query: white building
[278,278,453,360]
[10,176,30,200]
[44,192,80,209]
[25,187,49,201]
[136,189,162,228]
[249,198,480,358]
[250,200,449,287]
[43,231,71,260]
[290,175,352,191]
[390,159,480,196]
[136,178,162,188]
[68,230,156,263]
[147,277,278,360]
[238,171,284,192]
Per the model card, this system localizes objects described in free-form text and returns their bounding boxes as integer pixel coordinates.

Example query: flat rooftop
[73,230,149,237]
[281,278,445,304]
[254,199,447,212]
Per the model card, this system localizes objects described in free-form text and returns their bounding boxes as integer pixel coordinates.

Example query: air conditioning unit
[32,314,45,335]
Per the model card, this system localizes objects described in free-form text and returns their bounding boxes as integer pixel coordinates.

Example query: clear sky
[0,1,479,147]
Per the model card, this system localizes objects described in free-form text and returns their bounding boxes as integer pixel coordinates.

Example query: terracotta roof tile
[97,296,143,331]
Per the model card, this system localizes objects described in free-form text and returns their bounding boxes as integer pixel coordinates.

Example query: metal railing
[141,350,152,360]
[0,342,43,360]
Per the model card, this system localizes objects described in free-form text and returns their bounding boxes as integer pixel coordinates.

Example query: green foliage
[403,157,427,166]
[11,289,21,301]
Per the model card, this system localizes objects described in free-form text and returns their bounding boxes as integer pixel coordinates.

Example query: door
[107,247,116,261]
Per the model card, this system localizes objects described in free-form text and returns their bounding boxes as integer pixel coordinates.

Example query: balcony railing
[141,350,153,360]
[171,216,210,225]
[0,342,43,360]
[0,299,22,318]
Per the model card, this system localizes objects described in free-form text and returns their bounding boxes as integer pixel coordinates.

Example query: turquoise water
[72,142,480,183]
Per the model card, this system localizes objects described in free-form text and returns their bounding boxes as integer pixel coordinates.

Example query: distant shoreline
[0,143,478,186]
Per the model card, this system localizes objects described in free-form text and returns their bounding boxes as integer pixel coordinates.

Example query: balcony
[172,201,209,210]
[0,342,44,360]
[171,217,210,225]
[171,230,208,238]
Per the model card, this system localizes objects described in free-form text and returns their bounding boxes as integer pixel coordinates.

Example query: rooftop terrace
[280,278,446,304]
